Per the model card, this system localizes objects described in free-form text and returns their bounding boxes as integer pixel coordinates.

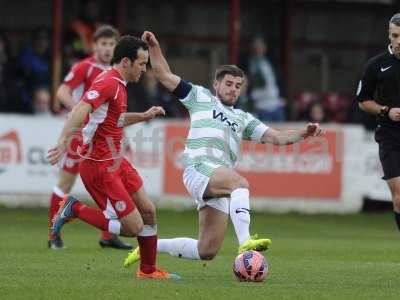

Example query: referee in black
[358,13,400,232]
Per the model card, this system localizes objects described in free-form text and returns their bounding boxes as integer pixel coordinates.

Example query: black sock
[394,212,400,231]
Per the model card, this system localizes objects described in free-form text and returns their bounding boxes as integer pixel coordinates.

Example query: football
[233,250,268,282]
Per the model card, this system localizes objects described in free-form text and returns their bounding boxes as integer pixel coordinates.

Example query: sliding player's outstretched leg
[124,166,271,267]
[124,204,227,266]
[229,188,271,254]
[205,167,272,254]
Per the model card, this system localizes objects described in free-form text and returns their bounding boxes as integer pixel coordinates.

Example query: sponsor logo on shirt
[212,110,239,132]
[380,66,392,72]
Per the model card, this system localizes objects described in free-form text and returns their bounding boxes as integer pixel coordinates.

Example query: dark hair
[93,24,119,42]
[111,35,148,64]
[390,13,400,26]
[215,65,244,81]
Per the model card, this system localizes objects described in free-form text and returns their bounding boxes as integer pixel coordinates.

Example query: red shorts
[59,132,82,174]
[79,158,143,218]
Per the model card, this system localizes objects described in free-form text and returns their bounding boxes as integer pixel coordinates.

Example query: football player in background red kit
[48,35,180,280]
[48,25,132,250]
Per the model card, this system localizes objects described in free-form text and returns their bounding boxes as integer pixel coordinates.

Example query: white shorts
[183,165,229,214]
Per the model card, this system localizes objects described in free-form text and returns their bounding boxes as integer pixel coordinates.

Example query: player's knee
[230,175,249,191]
[198,242,219,260]
[239,177,249,189]
[198,249,218,261]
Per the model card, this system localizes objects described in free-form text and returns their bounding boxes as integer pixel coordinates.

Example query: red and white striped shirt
[64,56,109,104]
[79,68,128,161]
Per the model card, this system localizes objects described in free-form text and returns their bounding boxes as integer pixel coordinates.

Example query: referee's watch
[380,105,390,117]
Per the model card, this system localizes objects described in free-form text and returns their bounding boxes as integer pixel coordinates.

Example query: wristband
[379,106,390,118]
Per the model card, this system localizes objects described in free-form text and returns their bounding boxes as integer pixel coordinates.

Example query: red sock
[72,202,109,231]
[101,231,112,240]
[137,235,157,274]
[48,192,63,239]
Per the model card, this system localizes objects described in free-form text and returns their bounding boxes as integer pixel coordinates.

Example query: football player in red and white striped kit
[48,35,180,280]
[48,25,131,250]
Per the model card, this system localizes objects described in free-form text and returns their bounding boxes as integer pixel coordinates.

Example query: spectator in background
[0,32,8,111]
[323,92,350,123]
[235,75,254,112]
[128,69,183,118]
[19,27,51,113]
[306,101,327,123]
[246,36,285,122]
[0,31,23,113]
[67,0,102,60]
[32,87,51,116]
[294,91,320,121]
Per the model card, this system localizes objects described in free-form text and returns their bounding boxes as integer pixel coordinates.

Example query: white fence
[0,114,391,213]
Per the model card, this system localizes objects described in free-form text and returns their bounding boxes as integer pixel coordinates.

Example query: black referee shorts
[375,126,400,180]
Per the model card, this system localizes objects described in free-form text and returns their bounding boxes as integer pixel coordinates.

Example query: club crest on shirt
[65,158,75,168]
[115,201,126,212]
[86,90,99,100]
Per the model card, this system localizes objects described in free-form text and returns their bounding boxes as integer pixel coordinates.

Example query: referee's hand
[388,108,400,122]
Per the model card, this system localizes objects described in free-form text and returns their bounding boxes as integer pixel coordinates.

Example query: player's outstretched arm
[123,106,166,127]
[260,123,324,145]
[47,101,92,165]
[141,31,181,92]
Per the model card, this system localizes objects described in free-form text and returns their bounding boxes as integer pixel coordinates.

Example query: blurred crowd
[0,27,51,115]
[0,0,364,125]
[238,36,363,125]
[0,0,186,118]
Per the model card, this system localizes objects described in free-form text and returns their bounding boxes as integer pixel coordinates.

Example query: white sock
[157,238,200,260]
[230,188,251,245]
[108,219,121,235]
[138,225,157,236]
[53,186,65,197]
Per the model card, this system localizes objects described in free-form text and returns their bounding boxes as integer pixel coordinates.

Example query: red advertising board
[164,123,342,200]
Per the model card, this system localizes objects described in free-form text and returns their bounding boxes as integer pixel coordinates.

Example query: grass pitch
[0,206,399,300]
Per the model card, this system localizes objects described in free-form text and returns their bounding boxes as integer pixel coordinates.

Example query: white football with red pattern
[233,250,268,282]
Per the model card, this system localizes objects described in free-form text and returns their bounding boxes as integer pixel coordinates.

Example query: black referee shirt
[357,45,400,129]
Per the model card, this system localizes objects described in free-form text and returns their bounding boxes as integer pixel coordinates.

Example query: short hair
[215,65,244,81]
[93,25,119,42]
[111,35,148,64]
[390,13,400,26]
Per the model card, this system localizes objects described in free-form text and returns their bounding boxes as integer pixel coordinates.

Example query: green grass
[0,207,399,300]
